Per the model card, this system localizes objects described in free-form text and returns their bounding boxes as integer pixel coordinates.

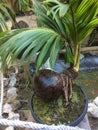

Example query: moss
[32,85,85,125]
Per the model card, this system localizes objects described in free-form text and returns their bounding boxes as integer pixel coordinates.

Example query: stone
[7,87,17,98]
[80,53,84,60]
[4,77,9,87]
[5,126,14,130]
[93,96,98,106]
[9,73,16,87]
[3,103,12,114]
[88,102,98,118]
[8,112,20,120]
[7,93,18,103]
[88,107,98,118]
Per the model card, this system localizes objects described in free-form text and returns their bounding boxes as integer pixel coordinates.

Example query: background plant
[17,0,32,13]
[0,0,15,31]
[4,0,32,14]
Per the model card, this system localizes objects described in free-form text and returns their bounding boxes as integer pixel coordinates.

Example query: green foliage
[17,0,31,13]
[0,28,63,70]
[0,0,98,71]
[71,91,79,103]
[0,2,15,31]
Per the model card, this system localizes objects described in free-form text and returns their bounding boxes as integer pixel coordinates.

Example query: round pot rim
[30,85,88,126]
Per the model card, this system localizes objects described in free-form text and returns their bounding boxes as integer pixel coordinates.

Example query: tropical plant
[17,0,32,13]
[4,0,32,14]
[0,0,15,31]
[0,0,98,104]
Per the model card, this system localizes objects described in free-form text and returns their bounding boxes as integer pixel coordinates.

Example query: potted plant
[0,0,98,126]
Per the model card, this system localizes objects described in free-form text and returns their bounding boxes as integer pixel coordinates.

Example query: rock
[4,78,9,87]
[3,103,12,114]
[7,93,18,103]
[12,100,21,111]
[9,73,16,87]
[5,126,14,130]
[80,53,84,60]
[88,107,98,118]
[2,113,9,118]
[7,87,17,98]
[88,102,98,118]
[8,112,20,120]
[93,96,98,106]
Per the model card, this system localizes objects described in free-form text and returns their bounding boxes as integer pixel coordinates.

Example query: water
[75,69,98,100]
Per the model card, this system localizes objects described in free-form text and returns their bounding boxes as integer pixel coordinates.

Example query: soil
[32,85,85,125]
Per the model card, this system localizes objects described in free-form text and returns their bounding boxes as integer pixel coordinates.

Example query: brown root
[60,68,78,106]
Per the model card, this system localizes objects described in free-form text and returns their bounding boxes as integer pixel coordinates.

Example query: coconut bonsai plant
[0,0,98,126]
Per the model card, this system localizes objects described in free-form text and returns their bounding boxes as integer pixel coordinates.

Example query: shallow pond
[75,69,98,100]
[74,69,98,130]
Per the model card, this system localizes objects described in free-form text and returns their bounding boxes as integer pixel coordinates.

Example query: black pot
[30,86,88,126]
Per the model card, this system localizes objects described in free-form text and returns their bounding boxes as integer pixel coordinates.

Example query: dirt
[6,14,37,30]
[32,85,85,125]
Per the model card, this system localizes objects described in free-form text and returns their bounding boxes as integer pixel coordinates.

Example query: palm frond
[33,0,67,38]
[0,2,15,31]
[0,3,15,24]
[0,28,64,70]
[76,0,98,42]
[44,0,69,17]
[0,13,8,31]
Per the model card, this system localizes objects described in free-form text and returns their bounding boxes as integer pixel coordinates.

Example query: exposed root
[60,68,78,106]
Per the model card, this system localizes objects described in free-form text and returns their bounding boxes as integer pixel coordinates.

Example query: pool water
[75,69,98,100]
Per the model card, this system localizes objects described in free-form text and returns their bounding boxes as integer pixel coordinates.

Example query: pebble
[8,112,20,120]
[3,103,12,114]
[5,126,14,130]
[88,107,98,118]
[7,93,18,103]
[4,78,9,87]
[7,87,17,98]
[93,96,98,106]
[88,100,98,118]
[9,73,16,87]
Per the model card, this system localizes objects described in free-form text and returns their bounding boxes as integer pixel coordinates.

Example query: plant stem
[69,1,80,72]
[73,43,80,72]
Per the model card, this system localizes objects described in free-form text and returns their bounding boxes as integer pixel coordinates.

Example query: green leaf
[36,35,56,70]
[59,3,69,17]
[65,45,74,63]
[78,19,98,42]
[0,4,14,25]
[49,37,62,68]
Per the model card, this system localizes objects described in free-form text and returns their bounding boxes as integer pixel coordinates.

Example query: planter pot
[30,85,88,126]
